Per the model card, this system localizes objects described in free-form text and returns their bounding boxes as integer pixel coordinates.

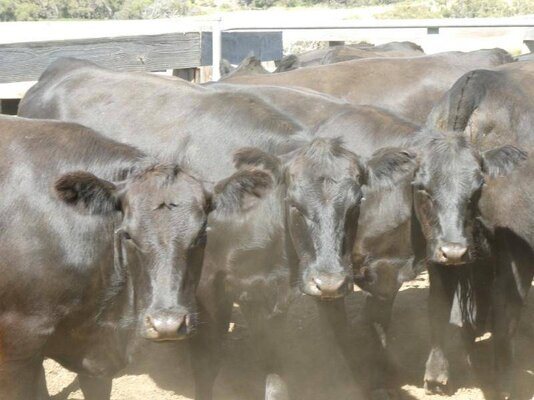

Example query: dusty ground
[45,273,534,400]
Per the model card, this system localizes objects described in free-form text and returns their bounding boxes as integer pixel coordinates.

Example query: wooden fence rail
[1,16,534,98]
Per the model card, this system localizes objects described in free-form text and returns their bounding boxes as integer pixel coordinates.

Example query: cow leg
[239,301,289,400]
[492,283,522,400]
[363,294,398,399]
[314,299,364,399]
[455,261,494,398]
[78,375,112,400]
[190,273,233,400]
[424,264,457,394]
[0,357,43,400]
[316,294,397,400]
[37,363,50,400]
[492,234,534,400]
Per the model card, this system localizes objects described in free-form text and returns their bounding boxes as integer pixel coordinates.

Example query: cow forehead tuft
[422,131,480,167]
[287,138,361,178]
[127,164,206,202]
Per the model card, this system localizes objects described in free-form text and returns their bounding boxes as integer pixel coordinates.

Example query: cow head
[412,132,526,265]
[55,162,272,341]
[233,139,417,300]
[353,147,420,298]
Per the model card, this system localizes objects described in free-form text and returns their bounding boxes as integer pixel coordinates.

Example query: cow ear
[234,147,283,183]
[219,58,233,77]
[364,147,418,189]
[55,171,119,214]
[482,145,527,178]
[274,54,299,72]
[211,168,275,215]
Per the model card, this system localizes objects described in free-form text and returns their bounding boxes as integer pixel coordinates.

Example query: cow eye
[156,202,178,210]
[289,203,301,212]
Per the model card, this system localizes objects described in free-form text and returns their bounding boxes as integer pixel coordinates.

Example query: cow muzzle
[433,242,468,266]
[302,272,351,300]
[141,311,194,341]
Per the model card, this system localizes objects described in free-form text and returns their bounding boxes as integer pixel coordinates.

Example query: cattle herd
[1,40,534,400]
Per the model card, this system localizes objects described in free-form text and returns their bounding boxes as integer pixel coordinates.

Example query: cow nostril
[178,316,189,335]
[313,277,323,292]
[143,315,160,339]
[145,315,155,329]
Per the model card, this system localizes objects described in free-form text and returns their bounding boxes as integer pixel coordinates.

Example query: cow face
[352,148,419,297]
[233,141,417,300]
[284,139,364,299]
[412,133,526,265]
[55,163,272,341]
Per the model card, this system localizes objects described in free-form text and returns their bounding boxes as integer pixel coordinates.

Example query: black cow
[0,115,270,400]
[421,63,534,395]
[408,133,524,394]
[339,131,525,397]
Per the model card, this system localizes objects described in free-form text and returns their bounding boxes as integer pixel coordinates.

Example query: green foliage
[0,0,533,20]
[240,0,404,8]
[446,0,513,18]
[0,0,223,20]
[377,1,442,19]
[510,0,534,16]
[377,0,534,19]
[114,0,150,18]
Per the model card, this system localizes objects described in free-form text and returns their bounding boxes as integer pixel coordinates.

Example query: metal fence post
[212,16,222,81]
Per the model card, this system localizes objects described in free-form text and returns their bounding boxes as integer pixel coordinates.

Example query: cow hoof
[370,389,397,400]
[424,380,450,395]
[424,347,449,395]
[498,391,512,400]
[484,390,512,400]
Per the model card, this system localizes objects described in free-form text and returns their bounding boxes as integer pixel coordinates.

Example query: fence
[0,16,534,103]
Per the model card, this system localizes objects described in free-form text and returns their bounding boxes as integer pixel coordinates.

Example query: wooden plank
[0,19,206,44]
[201,31,283,65]
[172,68,200,83]
[328,41,345,47]
[0,99,20,115]
[0,32,201,83]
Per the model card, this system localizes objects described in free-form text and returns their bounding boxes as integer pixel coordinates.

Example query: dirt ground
[45,272,534,400]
